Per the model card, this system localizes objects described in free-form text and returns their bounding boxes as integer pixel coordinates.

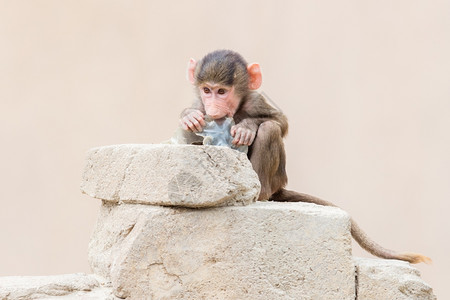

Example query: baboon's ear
[187,58,197,85]
[247,63,262,90]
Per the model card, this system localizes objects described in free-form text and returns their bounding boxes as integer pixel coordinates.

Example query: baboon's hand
[180,109,205,133]
[231,123,257,146]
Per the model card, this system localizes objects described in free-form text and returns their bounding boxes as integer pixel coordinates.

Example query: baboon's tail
[270,189,431,264]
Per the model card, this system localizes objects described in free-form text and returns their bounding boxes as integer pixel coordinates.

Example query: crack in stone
[113,148,138,201]
[168,171,202,203]
[354,264,359,300]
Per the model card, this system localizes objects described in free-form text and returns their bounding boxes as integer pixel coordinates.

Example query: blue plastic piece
[195,117,248,154]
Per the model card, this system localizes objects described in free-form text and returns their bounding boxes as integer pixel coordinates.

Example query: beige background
[1,0,448,298]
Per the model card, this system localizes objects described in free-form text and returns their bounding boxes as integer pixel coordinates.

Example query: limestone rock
[81,144,260,208]
[355,257,436,300]
[89,201,356,300]
[2,142,438,300]
[88,201,146,279]
[0,273,117,300]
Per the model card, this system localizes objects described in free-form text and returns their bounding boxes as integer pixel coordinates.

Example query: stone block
[81,144,260,208]
[354,257,436,300]
[89,201,355,300]
[0,273,116,300]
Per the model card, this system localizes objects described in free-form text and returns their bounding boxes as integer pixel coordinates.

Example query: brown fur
[182,49,431,264]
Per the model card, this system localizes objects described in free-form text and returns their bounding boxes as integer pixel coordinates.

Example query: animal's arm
[180,97,206,117]
[180,98,206,132]
[234,92,288,137]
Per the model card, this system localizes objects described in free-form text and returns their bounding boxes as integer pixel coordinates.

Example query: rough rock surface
[1,143,436,300]
[0,273,118,300]
[355,257,436,300]
[89,201,356,300]
[81,144,260,208]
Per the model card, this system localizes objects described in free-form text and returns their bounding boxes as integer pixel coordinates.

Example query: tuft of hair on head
[195,50,250,96]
